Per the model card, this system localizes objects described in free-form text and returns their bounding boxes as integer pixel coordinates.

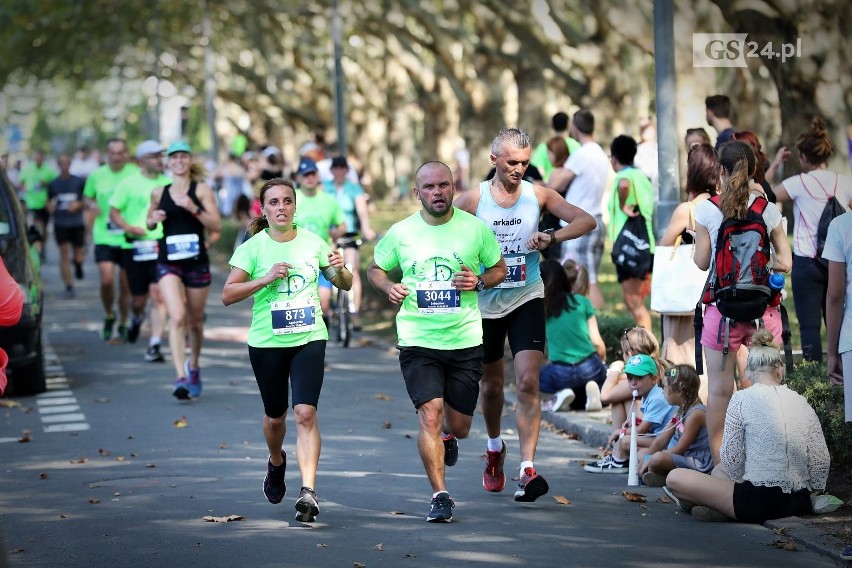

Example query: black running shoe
[294,486,319,522]
[126,317,143,343]
[426,491,454,523]
[74,261,84,280]
[263,451,286,504]
[443,435,459,467]
[513,467,549,502]
[145,344,165,362]
[102,315,116,341]
[172,378,190,400]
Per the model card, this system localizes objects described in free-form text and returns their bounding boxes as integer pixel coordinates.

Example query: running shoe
[117,323,127,342]
[74,261,84,280]
[126,317,143,344]
[642,471,667,487]
[185,360,202,397]
[513,467,549,502]
[691,506,729,522]
[541,388,575,412]
[585,380,603,412]
[145,344,165,362]
[443,434,459,467]
[483,441,507,492]
[426,491,454,523]
[173,378,190,400]
[583,454,629,474]
[102,315,116,341]
[294,486,320,522]
[662,485,693,513]
[263,451,287,504]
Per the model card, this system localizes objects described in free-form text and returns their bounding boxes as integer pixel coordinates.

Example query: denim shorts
[539,353,606,409]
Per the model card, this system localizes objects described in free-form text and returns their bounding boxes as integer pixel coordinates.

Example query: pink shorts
[700,304,782,352]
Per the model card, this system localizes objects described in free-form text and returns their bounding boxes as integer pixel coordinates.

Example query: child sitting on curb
[585,353,678,473]
[639,364,712,486]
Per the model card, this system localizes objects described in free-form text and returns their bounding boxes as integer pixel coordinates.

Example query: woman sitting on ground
[664,329,830,523]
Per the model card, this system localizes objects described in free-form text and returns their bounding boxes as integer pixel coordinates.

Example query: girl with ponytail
[691,140,792,465]
[774,116,852,363]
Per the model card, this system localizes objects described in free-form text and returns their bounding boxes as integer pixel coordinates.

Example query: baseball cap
[298,142,320,156]
[297,158,319,176]
[330,156,349,170]
[167,140,192,156]
[623,354,657,377]
[136,140,165,159]
[262,146,281,158]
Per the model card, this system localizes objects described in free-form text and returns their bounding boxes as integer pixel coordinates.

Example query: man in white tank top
[455,128,595,502]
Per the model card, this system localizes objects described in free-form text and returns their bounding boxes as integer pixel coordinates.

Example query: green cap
[623,354,657,377]
[167,140,192,156]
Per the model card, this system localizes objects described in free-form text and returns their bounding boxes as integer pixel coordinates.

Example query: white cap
[261,146,281,157]
[136,140,165,159]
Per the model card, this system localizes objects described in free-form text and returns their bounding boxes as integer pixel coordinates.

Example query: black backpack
[809,173,846,266]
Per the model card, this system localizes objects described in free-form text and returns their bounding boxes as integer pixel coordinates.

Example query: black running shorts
[398,345,482,416]
[482,297,546,364]
[248,341,326,418]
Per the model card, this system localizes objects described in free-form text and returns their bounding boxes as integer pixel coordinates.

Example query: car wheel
[7,330,46,396]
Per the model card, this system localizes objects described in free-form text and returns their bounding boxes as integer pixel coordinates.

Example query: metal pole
[332,0,347,153]
[203,0,219,160]
[653,0,680,237]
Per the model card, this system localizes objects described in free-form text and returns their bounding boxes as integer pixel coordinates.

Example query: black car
[0,167,44,396]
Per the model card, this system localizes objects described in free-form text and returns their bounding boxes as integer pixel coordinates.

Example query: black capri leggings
[248,340,327,418]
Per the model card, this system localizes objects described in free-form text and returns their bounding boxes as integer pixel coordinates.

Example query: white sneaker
[542,388,575,412]
[585,381,602,411]
[583,454,629,474]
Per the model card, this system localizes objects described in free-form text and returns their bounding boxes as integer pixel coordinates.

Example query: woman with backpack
[693,141,792,464]
[773,116,852,363]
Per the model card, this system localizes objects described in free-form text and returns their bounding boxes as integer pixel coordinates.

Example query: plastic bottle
[769,273,785,292]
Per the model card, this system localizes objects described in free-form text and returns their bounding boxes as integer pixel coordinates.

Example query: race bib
[132,240,158,262]
[271,297,315,335]
[497,254,526,289]
[56,193,76,211]
[416,281,460,314]
[165,233,200,261]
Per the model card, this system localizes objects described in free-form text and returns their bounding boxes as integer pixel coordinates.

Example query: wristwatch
[543,228,557,248]
[475,276,486,292]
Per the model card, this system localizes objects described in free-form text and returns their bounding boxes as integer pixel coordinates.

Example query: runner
[223,177,352,523]
[454,127,595,501]
[47,154,86,299]
[368,161,507,522]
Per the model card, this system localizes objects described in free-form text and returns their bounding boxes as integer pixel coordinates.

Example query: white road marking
[35,342,90,433]
[38,404,81,414]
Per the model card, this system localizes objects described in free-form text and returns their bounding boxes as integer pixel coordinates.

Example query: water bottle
[769,273,785,305]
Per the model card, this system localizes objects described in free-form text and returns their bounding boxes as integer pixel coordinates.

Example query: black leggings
[248,341,326,418]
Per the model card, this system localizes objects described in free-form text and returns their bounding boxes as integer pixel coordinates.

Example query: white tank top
[475,179,544,318]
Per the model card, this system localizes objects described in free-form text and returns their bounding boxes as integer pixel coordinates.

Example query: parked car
[0,167,44,395]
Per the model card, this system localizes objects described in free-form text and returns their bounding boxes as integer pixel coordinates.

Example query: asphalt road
[0,246,836,567]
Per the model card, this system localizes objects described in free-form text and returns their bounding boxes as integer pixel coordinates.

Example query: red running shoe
[513,466,549,502]
[482,441,507,492]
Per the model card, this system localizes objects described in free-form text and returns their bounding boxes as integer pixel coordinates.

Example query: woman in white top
[665,329,830,523]
[692,141,792,464]
[773,116,852,363]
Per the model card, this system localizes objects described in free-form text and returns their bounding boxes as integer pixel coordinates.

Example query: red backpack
[701,194,772,322]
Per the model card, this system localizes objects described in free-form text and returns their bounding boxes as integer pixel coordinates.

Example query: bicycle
[330,233,362,347]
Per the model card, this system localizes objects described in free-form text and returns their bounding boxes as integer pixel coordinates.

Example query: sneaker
[662,485,693,513]
[483,441,507,492]
[145,344,165,362]
[583,454,629,474]
[351,312,362,332]
[74,261,84,280]
[642,471,666,487]
[514,467,549,502]
[126,317,143,344]
[294,486,320,522]
[443,434,459,467]
[541,388,575,412]
[692,506,729,522]
[426,491,454,522]
[117,323,127,342]
[263,451,287,504]
[102,315,116,341]
[841,546,852,560]
[585,380,603,412]
[185,360,202,397]
[172,378,190,400]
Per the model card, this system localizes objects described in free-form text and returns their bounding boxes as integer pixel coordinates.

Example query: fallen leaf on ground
[403,553,417,558]
[59,514,67,519]
[375,543,383,551]
[773,527,788,535]
[202,515,244,523]
[71,457,88,464]
[219,442,228,449]
[353,562,366,568]
[174,416,188,428]
[316,544,328,548]
[130,453,138,458]
[404,434,412,439]
[388,511,405,515]
[382,421,392,429]
[18,430,31,443]
[565,433,579,440]
[115,456,125,462]
[88,498,100,504]
[145,464,156,468]
[94,398,110,403]
[39,473,48,480]
[621,491,647,503]
[374,393,391,401]
[99,448,111,456]
[553,495,571,505]
[771,538,798,551]
[9,548,24,554]
[0,399,21,408]
[657,496,672,504]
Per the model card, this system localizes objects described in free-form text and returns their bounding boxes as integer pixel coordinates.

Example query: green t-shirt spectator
[530,137,581,182]
[21,162,58,210]
[228,228,333,348]
[84,163,140,247]
[545,295,597,364]
[294,189,344,243]
[607,166,656,253]
[373,208,502,350]
[109,171,171,248]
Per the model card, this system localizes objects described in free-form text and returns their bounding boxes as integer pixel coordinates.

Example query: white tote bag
[651,234,709,316]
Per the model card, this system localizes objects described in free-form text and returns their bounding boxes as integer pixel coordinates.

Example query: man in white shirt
[558,109,610,309]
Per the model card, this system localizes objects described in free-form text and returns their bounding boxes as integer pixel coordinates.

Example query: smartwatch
[543,228,557,248]
[475,276,486,292]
